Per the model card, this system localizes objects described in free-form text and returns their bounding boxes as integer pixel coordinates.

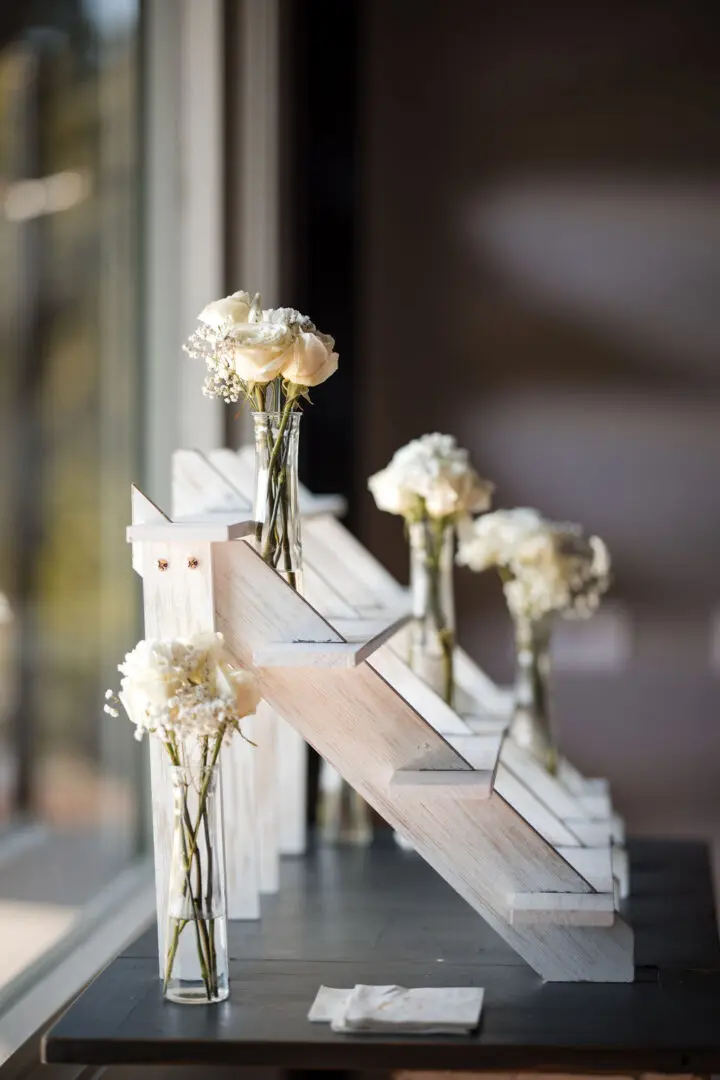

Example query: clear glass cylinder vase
[163,763,229,1004]
[509,613,557,773]
[408,519,456,706]
[252,410,303,592]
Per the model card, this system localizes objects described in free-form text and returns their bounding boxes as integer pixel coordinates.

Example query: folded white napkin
[308,984,484,1035]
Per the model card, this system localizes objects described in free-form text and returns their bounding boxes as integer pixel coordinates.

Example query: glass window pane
[0,0,142,993]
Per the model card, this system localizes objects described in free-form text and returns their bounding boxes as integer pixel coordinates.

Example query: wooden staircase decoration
[127,457,634,983]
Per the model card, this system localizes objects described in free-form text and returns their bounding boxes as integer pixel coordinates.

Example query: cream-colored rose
[226,666,262,717]
[198,290,253,330]
[281,332,338,388]
[229,319,297,385]
[231,345,289,384]
[424,470,494,519]
[368,468,420,517]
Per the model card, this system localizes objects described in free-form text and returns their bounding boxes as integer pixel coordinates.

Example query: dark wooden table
[43,838,720,1073]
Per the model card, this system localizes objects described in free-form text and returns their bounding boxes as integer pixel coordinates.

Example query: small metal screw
[187,556,199,570]
[157,559,169,572]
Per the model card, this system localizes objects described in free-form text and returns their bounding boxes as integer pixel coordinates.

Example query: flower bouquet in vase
[369,434,494,707]
[106,633,260,1004]
[457,509,610,773]
[184,290,338,591]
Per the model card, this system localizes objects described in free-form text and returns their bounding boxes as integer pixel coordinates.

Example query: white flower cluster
[105,633,261,745]
[183,290,338,402]
[368,433,494,522]
[457,508,611,621]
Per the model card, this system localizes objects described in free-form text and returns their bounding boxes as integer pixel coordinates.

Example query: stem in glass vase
[253,410,303,593]
[510,613,558,773]
[408,517,456,706]
[162,750,229,1004]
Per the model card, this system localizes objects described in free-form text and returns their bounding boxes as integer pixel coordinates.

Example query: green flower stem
[162,732,225,998]
[421,516,455,707]
[257,400,299,591]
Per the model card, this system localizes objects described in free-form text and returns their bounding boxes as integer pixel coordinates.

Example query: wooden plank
[613,845,630,899]
[578,791,613,819]
[509,891,615,927]
[501,738,590,821]
[302,526,388,610]
[254,614,412,669]
[245,703,279,894]
[172,448,251,516]
[127,518,254,542]
[453,645,514,717]
[276,713,307,856]
[222,736,261,919]
[493,765,583,849]
[302,511,408,606]
[389,769,493,797]
[303,563,360,620]
[558,758,610,797]
[369,644,471,737]
[565,820,614,846]
[445,733,505,774]
[556,845,614,894]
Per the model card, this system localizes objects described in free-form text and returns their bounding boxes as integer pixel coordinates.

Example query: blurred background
[0,0,719,1052]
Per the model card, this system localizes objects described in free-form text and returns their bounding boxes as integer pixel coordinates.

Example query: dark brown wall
[358,0,720,833]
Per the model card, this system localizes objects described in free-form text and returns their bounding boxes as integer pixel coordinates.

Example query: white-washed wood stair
[173,449,630,901]
[130,486,634,981]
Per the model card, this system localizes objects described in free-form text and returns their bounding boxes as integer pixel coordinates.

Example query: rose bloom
[227,318,292,384]
[198,290,253,330]
[281,332,338,388]
[368,467,422,517]
[456,508,545,572]
[423,468,493,519]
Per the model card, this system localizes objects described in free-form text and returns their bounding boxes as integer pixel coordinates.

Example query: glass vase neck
[407,517,456,706]
[509,612,557,773]
[252,409,303,593]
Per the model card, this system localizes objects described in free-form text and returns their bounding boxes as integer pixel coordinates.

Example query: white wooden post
[171,451,269,912]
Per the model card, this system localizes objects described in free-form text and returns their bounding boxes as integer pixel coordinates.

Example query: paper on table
[308,984,485,1035]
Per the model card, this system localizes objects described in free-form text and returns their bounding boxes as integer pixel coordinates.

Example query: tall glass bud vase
[253,411,303,591]
[509,614,557,773]
[408,520,456,706]
[252,410,306,862]
[163,763,229,1004]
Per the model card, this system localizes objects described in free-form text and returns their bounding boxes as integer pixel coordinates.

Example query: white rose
[424,470,494,519]
[197,290,253,330]
[368,467,420,517]
[228,320,292,384]
[225,666,262,718]
[231,344,289,384]
[281,332,338,388]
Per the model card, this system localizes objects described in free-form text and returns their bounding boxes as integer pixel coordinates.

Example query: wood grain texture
[389,768,494,796]
[253,614,411,668]
[222,736,261,919]
[172,448,252,517]
[509,891,615,927]
[276,712,307,856]
[245,704,279,894]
